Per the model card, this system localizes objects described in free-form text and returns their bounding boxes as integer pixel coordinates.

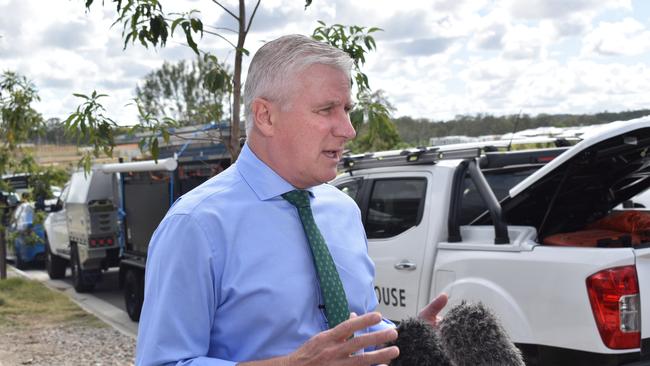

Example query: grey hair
[243,34,353,135]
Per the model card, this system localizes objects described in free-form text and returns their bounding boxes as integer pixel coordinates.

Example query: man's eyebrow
[312,100,354,110]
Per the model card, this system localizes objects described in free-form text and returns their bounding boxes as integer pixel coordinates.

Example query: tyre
[124,269,144,322]
[14,249,26,270]
[45,243,67,279]
[70,244,95,293]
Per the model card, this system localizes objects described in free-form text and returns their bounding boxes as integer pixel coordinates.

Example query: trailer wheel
[14,249,26,270]
[45,243,67,279]
[124,269,144,321]
[71,243,95,293]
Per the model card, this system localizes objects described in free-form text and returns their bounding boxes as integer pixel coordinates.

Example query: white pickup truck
[332,117,650,365]
[43,170,120,292]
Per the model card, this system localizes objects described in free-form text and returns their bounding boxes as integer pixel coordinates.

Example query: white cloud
[507,0,631,20]
[582,18,650,56]
[1,0,649,126]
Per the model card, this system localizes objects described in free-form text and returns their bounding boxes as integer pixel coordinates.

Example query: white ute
[43,170,120,292]
[332,117,650,365]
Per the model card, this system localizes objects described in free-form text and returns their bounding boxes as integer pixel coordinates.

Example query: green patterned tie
[282,189,350,329]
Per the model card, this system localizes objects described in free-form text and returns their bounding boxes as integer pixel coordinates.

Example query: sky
[1,0,649,125]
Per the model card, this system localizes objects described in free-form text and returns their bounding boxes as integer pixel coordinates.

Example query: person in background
[136,34,447,366]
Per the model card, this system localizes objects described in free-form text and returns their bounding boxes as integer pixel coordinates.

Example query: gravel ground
[0,323,135,365]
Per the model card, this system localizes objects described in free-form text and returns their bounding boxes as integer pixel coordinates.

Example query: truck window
[460,168,538,224]
[366,178,426,239]
[336,179,363,202]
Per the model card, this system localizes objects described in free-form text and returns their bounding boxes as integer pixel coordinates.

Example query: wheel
[70,244,95,293]
[45,243,67,279]
[124,269,144,322]
[14,249,26,270]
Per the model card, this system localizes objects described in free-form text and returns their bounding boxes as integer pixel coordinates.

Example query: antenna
[507,110,523,151]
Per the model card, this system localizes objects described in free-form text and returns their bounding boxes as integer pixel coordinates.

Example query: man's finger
[329,312,382,340]
[342,328,398,356]
[344,346,399,366]
[418,293,448,325]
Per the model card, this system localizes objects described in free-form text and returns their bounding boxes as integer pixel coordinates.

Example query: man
[136,34,447,366]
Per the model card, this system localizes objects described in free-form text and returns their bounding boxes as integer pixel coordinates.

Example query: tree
[83,0,259,162]
[135,57,231,126]
[75,0,397,164]
[0,71,45,279]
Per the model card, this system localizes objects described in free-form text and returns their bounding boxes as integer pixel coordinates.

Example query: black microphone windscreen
[438,302,525,366]
[389,317,452,366]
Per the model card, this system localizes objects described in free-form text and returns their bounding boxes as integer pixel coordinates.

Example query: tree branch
[211,0,239,21]
[203,29,238,49]
[244,0,261,35]
[203,24,238,34]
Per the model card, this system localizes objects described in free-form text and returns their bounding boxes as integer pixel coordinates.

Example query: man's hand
[418,293,448,327]
[286,312,398,366]
[239,312,398,366]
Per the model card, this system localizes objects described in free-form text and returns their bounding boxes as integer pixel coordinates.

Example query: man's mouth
[323,150,341,160]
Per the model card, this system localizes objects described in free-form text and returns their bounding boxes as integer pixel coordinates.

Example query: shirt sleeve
[135,214,235,366]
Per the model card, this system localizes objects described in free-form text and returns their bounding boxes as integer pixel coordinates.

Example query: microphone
[389,317,452,366]
[438,302,525,366]
[388,302,524,366]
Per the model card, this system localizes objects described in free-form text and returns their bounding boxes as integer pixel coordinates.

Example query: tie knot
[282,190,311,208]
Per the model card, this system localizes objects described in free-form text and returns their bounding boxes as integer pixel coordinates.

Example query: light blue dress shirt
[136,144,390,366]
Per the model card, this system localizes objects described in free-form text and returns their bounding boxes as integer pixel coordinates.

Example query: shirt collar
[236,143,314,201]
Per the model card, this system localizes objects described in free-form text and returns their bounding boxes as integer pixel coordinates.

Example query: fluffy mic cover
[438,302,525,366]
[388,317,452,366]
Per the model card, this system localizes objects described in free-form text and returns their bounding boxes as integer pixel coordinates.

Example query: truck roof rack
[339,137,578,173]
[339,147,482,172]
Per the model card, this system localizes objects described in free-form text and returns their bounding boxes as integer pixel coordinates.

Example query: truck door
[338,173,430,321]
[50,183,70,254]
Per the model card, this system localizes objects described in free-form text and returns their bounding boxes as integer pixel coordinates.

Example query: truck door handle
[394,260,417,271]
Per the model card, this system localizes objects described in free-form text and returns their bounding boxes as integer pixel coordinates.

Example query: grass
[0,276,106,329]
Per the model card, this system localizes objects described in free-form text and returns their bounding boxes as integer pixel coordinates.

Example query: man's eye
[317,107,332,115]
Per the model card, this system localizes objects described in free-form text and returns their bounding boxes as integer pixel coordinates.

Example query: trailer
[101,157,226,321]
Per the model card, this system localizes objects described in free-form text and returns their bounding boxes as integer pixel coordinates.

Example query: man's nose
[334,111,357,140]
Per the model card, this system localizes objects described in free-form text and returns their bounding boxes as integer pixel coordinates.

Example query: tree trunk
[228,0,247,163]
[0,227,6,279]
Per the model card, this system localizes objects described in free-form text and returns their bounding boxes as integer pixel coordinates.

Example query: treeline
[28,118,131,145]
[393,109,650,146]
[31,109,650,147]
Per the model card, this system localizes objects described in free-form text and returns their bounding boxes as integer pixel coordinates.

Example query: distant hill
[393,109,650,146]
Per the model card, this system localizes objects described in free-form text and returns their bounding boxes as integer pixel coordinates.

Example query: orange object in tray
[543,229,640,248]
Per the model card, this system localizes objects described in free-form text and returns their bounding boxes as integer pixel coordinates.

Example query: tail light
[89,237,115,248]
[586,265,640,349]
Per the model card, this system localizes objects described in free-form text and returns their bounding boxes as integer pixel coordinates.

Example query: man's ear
[251,98,275,137]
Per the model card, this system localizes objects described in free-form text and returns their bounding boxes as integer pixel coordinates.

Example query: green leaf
[182,23,199,55]
[171,17,183,35]
[305,0,313,9]
[190,18,203,35]
[151,138,159,161]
